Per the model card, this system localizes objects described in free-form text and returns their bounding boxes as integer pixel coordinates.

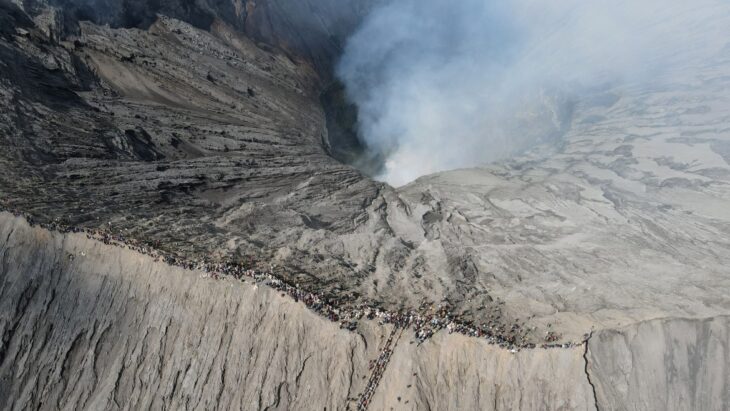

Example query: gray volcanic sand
[1,0,729,409]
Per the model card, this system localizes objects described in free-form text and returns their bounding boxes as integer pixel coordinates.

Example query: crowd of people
[5,207,586,409]
[3,208,582,351]
[357,327,403,410]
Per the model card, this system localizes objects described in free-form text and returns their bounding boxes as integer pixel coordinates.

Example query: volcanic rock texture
[1,0,730,409]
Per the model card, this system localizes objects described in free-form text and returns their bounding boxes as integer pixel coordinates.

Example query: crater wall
[1,213,728,410]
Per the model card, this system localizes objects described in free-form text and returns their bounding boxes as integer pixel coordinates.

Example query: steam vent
[1,0,729,409]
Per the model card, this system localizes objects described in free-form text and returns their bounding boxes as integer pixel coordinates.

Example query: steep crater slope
[2,1,730,409]
[14,0,380,74]
[2,0,520,337]
[1,213,727,410]
[0,213,384,410]
[1,0,385,307]
[4,0,730,344]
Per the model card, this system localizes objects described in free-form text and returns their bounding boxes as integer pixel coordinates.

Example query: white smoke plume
[337,0,730,186]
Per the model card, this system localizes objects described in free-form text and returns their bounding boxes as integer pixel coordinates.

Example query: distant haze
[337,0,730,186]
